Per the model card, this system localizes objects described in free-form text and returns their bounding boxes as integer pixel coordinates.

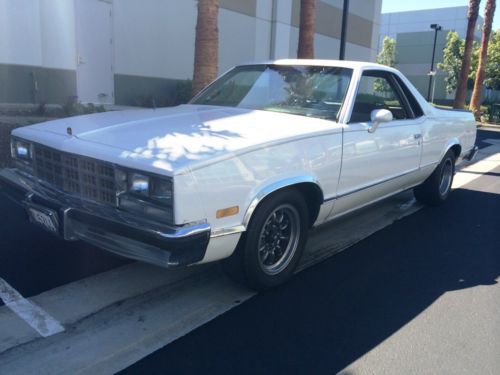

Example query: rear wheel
[414,149,456,206]
[223,190,308,290]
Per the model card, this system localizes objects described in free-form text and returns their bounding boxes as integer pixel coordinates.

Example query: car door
[330,69,424,219]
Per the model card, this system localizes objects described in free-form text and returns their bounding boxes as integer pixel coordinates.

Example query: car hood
[13,105,338,175]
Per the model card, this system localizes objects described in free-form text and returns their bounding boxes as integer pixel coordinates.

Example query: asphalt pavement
[0,129,498,374]
[121,130,500,374]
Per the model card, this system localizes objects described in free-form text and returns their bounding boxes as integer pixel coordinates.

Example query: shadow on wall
[114,76,193,108]
[0,64,77,105]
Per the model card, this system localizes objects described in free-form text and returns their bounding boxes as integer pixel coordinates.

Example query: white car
[1,60,478,289]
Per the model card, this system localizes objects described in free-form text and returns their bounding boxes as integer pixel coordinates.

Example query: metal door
[329,70,423,219]
[75,0,114,104]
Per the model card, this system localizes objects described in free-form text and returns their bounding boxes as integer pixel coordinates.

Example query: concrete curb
[477,122,500,131]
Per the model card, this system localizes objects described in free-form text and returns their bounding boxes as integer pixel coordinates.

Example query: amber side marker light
[216,206,239,219]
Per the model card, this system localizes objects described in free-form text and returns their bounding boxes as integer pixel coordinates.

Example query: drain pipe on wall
[270,0,278,59]
[339,0,349,60]
[31,71,39,104]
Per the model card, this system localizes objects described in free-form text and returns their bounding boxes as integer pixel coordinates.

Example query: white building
[0,0,382,106]
[380,6,483,102]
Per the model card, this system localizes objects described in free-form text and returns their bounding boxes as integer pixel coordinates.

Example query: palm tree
[470,0,496,120]
[454,0,481,109]
[298,0,316,58]
[192,0,219,97]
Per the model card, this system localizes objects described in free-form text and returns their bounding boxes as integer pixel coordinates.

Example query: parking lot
[0,128,499,374]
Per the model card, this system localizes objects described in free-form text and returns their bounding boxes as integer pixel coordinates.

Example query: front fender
[242,175,324,228]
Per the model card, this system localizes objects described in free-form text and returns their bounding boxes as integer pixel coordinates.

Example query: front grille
[33,145,117,205]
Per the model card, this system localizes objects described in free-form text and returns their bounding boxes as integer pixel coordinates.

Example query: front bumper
[0,168,210,267]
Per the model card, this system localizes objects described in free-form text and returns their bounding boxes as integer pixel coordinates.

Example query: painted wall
[0,0,382,106]
[288,0,381,62]
[113,0,381,106]
[113,0,196,80]
[0,0,77,104]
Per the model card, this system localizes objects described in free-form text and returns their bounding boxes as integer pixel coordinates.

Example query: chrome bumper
[0,168,210,267]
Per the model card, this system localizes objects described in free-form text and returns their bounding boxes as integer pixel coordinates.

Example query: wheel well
[293,183,323,227]
[249,183,323,228]
[449,144,462,160]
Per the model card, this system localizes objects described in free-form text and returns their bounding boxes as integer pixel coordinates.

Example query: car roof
[237,59,392,71]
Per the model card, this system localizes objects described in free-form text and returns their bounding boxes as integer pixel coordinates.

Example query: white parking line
[0,278,64,338]
[453,141,500,188]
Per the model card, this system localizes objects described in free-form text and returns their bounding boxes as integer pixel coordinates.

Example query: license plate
[28,206,59,234]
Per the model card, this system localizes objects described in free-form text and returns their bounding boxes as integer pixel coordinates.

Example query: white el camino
[1,60,478,289]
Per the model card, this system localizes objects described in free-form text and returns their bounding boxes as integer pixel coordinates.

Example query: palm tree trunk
[298,0,316,58]
[470,0,496,120]
[454,0,481,109]
[192,0,219,97]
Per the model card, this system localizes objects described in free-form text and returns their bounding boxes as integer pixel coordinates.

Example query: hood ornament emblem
[67,127,73,136]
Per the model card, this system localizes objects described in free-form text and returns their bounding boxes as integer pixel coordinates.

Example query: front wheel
[223,190,309,290]
[414,149,456,206]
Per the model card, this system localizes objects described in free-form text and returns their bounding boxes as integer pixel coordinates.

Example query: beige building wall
[114,0,381,81]
[0,0,77,104]
[0,0,382,106]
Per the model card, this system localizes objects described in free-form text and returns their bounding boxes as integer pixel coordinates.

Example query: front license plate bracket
[26,204,60,235]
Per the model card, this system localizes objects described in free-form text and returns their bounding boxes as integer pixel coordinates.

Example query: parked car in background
[0,60,477,290]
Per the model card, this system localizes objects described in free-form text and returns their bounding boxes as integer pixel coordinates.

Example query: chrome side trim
[441,138,461,160]
[242,176,323,228]
[156,222,211,239]
[323,195,337,203]
[327,182,422,222]
[333,169,419,201]
[419,161,439,170]
[211,225,246,238]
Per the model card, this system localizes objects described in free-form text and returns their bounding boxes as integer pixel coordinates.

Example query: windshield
[192,65,353,121]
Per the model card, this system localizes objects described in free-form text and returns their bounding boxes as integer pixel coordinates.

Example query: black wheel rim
[257,204,300,276]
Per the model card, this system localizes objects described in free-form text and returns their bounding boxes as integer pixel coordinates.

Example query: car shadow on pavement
[121,187,500,374]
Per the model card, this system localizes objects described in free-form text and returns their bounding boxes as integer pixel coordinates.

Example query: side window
[350,71,409,123]
[393,74,424,117]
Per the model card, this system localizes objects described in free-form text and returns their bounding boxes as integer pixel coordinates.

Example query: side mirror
[368,109,393,133]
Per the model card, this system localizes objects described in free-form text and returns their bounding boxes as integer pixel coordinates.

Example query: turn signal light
[216,206,239,219]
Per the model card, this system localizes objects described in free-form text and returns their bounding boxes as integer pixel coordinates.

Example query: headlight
[115,168,174,223]
[129,173,150,196]
[11,138,33,161]
[151,178,173,205]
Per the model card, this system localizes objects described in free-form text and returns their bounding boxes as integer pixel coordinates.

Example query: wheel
[222,189,309,290]
[414,149,456,206]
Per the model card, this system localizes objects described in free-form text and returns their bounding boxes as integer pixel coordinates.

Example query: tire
[414,149,456,206]
[222,189,309,290]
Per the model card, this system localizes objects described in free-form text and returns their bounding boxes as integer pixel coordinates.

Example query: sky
[382,0,500,31]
